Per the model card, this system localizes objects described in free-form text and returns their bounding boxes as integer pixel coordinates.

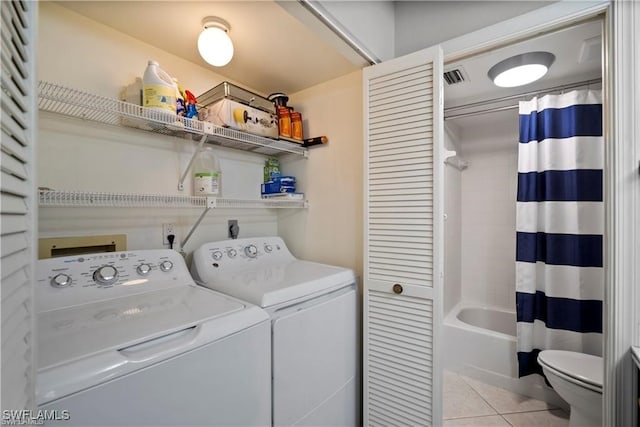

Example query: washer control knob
[264,244,273,253]
[227,248,237,258]
[93,265,118,286]
[159,260,174,272]
[51,273,72,288]
[244,244,258,258]
[136,263,152,276]
[212,251,223,261]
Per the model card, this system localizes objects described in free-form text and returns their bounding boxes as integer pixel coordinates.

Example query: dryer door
[272,287,357,426]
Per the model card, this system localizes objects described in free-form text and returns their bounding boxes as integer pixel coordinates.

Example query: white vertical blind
[1,0,37,412]
[364,46,443,426]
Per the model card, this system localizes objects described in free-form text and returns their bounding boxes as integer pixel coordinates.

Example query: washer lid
[200,260,356,308]
[538,350,603,388]
[37,284,247,371]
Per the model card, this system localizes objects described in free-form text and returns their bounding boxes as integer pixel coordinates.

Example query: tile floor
[444,370,570,426]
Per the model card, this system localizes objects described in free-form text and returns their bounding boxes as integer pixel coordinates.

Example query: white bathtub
[443,303,566,407]
[457,305,517,337]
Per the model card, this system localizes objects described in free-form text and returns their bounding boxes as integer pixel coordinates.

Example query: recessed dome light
[488,52,555,88]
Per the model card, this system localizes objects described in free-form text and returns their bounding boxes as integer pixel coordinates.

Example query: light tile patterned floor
[444,370,570,426]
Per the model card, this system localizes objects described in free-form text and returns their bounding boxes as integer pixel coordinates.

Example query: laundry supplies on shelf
[142,60,177,113]
[193,147,221,196]
[263,157,281,182]
[261,176,296,195]
[198,81,279,139]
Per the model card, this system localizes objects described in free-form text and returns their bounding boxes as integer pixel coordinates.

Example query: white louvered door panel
[363,46,444,426]
[1,0,37,413]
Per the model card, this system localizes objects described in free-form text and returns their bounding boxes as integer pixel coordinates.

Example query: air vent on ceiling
[579,35,601,64]
[443,67,467,85]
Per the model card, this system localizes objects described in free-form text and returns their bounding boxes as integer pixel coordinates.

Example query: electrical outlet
[162,223,176,246]
[228,219,239,239]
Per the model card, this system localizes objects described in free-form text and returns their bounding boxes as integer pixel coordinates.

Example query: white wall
[314,1,395,62]
[443,125,462,315]
[457,112,519,311]
[394,1,551,57]
[38,112,278,252]
[444,163,462,316]
[278,71,364,280]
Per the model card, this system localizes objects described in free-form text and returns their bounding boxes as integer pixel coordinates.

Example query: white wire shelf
[39,190,307,209]
[38,81,308,157]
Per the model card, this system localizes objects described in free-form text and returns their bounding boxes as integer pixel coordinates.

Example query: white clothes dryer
[36,249,271,426]
[191,237,358,427]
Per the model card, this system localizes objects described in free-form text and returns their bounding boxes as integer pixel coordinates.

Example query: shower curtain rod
[444,78,602,121]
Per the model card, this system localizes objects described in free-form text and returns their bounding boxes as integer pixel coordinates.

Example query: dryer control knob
[136,263,152,276]
[244,244,258,258]
[93,265,118,286]
[212,251,223,261]
[159,260,174,272]
[227,248,237,258]
[264,244,273,253]
[51,273,72,288]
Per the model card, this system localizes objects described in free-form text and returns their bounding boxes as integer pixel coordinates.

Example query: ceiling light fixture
[197,16,234,67]
[488,52,555,88]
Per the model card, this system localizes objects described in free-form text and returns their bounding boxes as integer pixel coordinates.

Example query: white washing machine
[36,249,271,426]
[191,237,358,427]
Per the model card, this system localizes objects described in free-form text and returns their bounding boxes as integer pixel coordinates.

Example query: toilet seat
[538,350,603,393]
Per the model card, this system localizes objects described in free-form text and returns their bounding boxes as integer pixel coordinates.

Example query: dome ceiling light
[488,52,556,88]
[197,16,234,67]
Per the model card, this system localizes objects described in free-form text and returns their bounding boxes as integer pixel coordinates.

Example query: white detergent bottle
[193,147,222,197]
[142,60,177,113]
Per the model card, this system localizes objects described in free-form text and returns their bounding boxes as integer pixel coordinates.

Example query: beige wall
[278,71,364,280]
[37,2,280,254]
[37,1,364,275]
[37,2,241,99]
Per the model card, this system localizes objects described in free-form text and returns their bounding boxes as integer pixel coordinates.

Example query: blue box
[262,176,296,195]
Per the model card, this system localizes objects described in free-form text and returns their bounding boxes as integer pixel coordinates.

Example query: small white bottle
[193,147,221,196]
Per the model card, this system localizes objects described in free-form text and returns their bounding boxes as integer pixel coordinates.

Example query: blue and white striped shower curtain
[515,89,604,378]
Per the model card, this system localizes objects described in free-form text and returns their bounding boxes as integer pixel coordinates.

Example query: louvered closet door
[363,46,444,426]
[1,0,37,412]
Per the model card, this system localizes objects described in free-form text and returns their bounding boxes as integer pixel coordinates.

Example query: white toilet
[538,350,603,427]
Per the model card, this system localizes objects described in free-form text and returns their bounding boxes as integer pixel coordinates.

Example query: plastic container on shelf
[174,78,185,116]
[290,110,303,141]
[193,147,222,196]
[277,106,291,138]
[142,60,177,113]
[264,157,281,182]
